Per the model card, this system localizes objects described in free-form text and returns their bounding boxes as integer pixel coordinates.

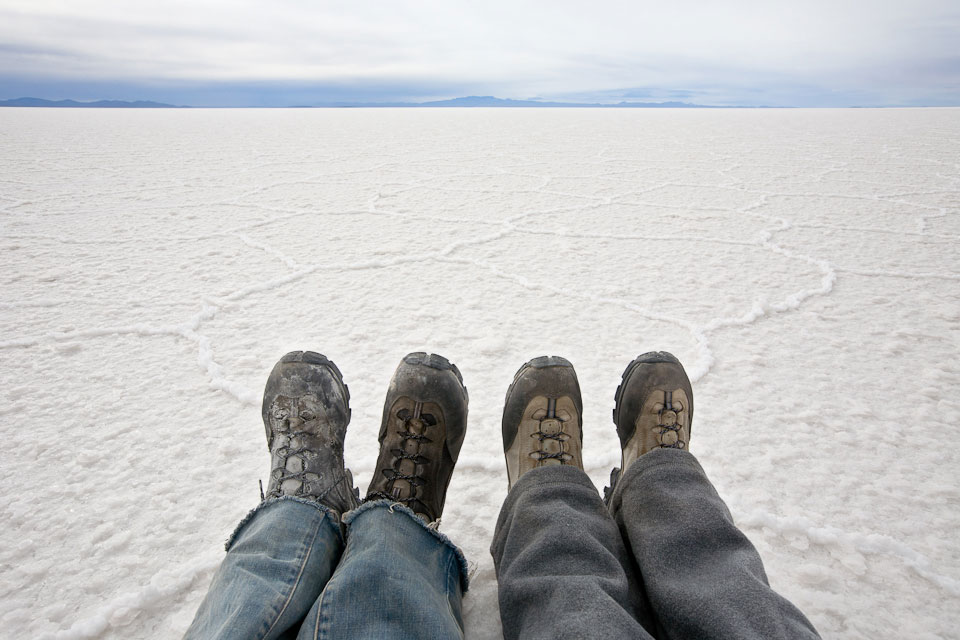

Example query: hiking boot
[606,351,693,499]
[502,356,583,490]
[261,351,359,516]
[365,352,468,523]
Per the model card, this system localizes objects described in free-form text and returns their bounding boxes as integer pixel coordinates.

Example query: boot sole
[508,354,574,386]
[503,355,581,481]
[606,351,683,505]
[402,351,464,384]
[277,350,351,419]
[401,352,468,404]
[611,350,681,428]
[504,355,579,435]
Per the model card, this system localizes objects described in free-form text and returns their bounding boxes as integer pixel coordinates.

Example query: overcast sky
[1,0,958,106]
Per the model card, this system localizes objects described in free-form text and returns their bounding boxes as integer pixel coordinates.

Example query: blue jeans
[184,498,468,639]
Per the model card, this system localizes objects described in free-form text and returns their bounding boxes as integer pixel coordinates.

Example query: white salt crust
[0,107,957,639]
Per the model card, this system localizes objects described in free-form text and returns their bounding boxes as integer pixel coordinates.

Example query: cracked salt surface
[1,107,958,639]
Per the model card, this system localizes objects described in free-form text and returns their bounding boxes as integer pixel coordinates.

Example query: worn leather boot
[605,351,693,501]
[261,351,359,516]
[502,356,584,490]
[365,352,468,523]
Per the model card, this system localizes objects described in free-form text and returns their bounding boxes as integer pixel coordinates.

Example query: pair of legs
[184,351,469,639]
[186,498,466,639]
[185,350,820,639]
[491,353,821,639]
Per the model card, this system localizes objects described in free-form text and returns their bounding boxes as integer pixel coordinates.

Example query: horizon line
[1,95,957,109]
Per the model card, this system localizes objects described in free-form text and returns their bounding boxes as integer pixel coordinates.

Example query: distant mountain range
[0,95,744,109]
[345,96,725,108]
[0,97,179,108]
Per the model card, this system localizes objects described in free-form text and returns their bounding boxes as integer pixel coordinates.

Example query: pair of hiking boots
[260,350,692,522]
[261,351,466,523]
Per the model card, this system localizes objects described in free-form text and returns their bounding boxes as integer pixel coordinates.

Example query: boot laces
[530,398,574,463]
[266,408,345,500]
[267,429,319,498]
[656,391,685,449]
[366,403,437,507]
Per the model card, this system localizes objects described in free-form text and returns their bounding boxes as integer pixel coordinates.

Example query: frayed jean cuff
[225,495,340,551]
[344,499,470,592]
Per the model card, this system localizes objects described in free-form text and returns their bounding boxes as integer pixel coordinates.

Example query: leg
[609,449,820,639]
[493,356,654,640]
[609,351,820,639]
[184,498,343,640]
[184,351,360,639]
[491,465,654,640]
[296,501,468,639]
[296,352,470,639]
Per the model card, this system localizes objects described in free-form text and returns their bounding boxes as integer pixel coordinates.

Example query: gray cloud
[0,0,957,105]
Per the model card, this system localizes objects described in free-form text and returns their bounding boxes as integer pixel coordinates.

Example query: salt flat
[1,107,958,639]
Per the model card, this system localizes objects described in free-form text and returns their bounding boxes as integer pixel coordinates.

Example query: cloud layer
[1,0,958,106]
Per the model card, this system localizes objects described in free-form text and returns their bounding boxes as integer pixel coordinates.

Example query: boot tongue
[281,451,305,494]
[540,418,561,434]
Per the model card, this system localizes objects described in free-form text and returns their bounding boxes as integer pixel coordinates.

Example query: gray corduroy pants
[490,448,821,640]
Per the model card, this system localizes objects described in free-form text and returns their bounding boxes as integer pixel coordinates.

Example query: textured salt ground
[1,107,958,639]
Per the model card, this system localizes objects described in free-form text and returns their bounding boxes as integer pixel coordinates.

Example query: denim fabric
[184,498,467,640]
[492,450,821,640]
[184,497,343,640]
[296,501,467,639]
